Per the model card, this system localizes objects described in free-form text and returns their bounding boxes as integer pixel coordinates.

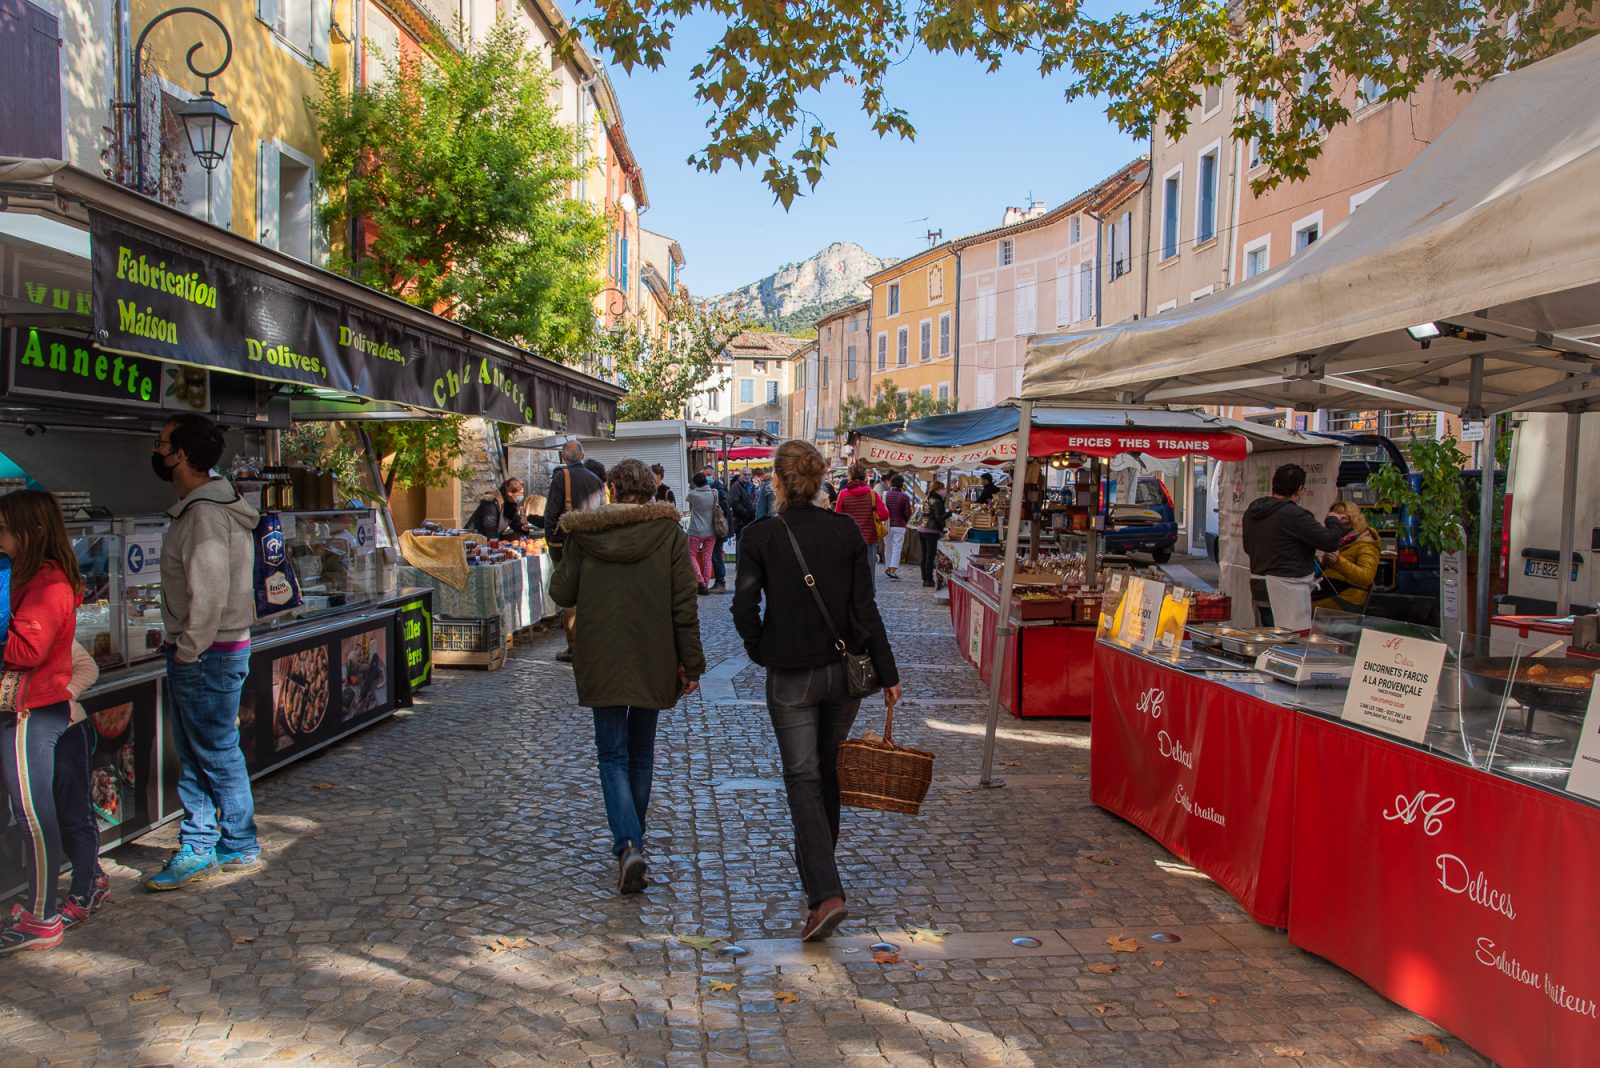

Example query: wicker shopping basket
[837,703,935,814]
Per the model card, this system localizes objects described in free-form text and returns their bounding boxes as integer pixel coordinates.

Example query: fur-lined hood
[559,501,679,533]
[558,502,683,565]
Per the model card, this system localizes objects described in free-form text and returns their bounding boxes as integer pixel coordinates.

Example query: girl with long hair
[0,490,85,955]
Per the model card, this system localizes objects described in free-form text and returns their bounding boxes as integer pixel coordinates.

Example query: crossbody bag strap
[776,516,847,653]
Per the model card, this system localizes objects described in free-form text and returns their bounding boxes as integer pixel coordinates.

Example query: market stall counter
[948,574,1097,718]
[1,585,434,903]
[1088,591,1600,1068]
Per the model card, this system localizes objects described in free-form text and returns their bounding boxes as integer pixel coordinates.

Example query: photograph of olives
[163,366,209,411]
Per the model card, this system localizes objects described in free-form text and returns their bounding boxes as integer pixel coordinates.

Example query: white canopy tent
[1021,35,1600,622]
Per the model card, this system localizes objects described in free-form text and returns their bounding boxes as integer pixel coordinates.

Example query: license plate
[1524,558,1577,581]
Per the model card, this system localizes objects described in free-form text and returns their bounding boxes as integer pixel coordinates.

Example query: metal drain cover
[1011,936,1043,948]
[869,941,899,953]
[1150,932,1183,944]
[717,944,750,958]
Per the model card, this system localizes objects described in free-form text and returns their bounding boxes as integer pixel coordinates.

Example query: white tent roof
[1022,37,1600,416]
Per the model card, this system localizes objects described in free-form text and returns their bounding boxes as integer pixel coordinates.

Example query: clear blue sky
[590,16,1143,297]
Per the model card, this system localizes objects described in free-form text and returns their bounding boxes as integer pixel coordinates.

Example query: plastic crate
[433,616,503,653]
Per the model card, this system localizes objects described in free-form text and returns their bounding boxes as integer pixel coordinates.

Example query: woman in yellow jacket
[1314,501,1382,611]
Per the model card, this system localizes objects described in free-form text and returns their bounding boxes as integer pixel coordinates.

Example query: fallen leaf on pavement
[232,936,256,945]
[706,980,735,993]
[1086,854,1119,866]
[1208,996,1221,1004]
[130,986,171,1002]
[1409,1035,1449,1055]
[1273,1047,1307,1057]
[1086,962,1119,975]
[1083,889,1100,896]
[313,783,335,791]
[998,760,1021,767]
[490,936,529,952]
[675,935,722,952]
[906,927,948,943]
[1150,960,1166,968]
[774,991,800,1005]
[912,963,925,971]
[1093,1004,1113,1016]
[1106,933,1139,953]
[1174,990,1193,999]
[872,951,901,965]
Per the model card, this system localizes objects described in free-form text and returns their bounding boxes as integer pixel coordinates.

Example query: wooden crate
[434,645,508,670]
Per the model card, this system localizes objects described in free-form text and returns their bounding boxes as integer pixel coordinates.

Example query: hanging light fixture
[176,89,237,173]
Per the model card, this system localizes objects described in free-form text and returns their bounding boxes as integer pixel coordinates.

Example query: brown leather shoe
[801,897,847,942]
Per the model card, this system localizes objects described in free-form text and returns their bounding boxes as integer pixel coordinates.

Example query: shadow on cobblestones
[0,574,1485,1067]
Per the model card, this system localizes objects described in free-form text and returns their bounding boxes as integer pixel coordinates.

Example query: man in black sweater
[1242,463,1344,631]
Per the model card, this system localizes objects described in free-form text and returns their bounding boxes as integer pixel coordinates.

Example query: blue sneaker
[143,845,219,892]
[215,849,263,874]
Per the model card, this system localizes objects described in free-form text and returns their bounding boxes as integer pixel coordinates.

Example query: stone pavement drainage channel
[731,922,1278,967]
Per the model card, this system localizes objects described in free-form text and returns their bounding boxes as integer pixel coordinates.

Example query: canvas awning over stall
[1021,36,1600,418]
[0,160,621,432]
[850,405,1327,469]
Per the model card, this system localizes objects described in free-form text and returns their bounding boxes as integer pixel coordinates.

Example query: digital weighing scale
[1260,644,1357,686]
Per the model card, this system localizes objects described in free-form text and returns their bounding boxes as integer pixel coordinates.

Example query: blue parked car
[1104,477,1179,563]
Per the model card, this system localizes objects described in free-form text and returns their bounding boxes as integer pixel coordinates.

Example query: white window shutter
[257,142,279,250]
[1056,273,1071,326]
[310,169,328,265]
[312,0,333,65]
[211,158,234,230]
[257,0,279,28]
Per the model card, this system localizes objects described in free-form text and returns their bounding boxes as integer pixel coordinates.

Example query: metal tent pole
[1557,412,1580,616]
[1475,414,1497,647]
[980,400,1034,788]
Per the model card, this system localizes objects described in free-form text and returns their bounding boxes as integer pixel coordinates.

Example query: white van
[1502,412,1600,613]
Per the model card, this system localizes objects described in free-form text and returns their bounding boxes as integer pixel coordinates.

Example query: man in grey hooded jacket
[143,414,263,892]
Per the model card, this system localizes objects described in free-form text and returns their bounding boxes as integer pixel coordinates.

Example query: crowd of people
[0,429,954,956]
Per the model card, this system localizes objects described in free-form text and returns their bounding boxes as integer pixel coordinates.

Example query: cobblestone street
[1,571,1486,1067]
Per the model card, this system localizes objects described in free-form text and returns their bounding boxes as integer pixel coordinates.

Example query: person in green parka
[550,458,706,895]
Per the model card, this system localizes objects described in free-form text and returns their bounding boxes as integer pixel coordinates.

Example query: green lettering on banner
[116,299,178,345]
[9,328,159,405]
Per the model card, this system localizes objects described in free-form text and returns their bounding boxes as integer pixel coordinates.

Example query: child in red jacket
[0,490,85,955]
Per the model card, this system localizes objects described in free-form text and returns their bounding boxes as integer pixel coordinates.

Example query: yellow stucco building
[864,247,959,409]
[129,0,369,259]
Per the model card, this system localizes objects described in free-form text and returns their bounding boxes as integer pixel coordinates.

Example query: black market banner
[89,211,615,433]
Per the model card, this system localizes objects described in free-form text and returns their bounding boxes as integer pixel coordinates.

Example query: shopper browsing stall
[1242,464,1344,631]
[916,482,949,588]
[143,414,263,892]
[0,490,85,955]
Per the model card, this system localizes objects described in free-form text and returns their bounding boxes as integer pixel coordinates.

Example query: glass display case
[68,508,396,672]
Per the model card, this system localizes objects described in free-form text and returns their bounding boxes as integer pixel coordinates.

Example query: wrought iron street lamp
[118,7,236,195]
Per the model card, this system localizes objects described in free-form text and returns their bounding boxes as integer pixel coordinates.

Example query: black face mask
[151,451,176,482]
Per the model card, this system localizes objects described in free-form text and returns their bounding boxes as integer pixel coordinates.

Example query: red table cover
[1289,715,1600,1068]
[1091,644,1296,926]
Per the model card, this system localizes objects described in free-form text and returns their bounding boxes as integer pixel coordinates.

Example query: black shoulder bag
[776,516,881,698]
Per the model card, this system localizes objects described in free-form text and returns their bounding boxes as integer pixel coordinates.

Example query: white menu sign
[1565,686,1600,801]
[1340,630,1448,743]
[1119,576,1165,650]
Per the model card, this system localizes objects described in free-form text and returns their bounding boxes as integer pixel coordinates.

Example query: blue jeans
[165,647,258,855]
[712,537,727,585]
[592,706,659,857]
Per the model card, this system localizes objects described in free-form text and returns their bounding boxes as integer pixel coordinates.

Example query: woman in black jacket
[916,482,949,587]
[465,478,541,540]
[732,439,900,942]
